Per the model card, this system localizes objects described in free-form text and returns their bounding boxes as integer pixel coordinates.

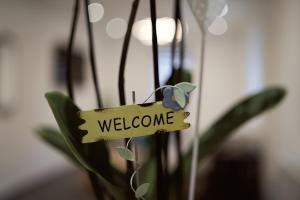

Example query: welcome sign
[79,101,190,143]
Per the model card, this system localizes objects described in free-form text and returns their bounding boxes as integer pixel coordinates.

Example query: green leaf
[183,87,287,172]
[37,126,126,187]
[143,155,156,199]
[174,88,186,108]
[37,127,82,167]
[135,183,150,198]
[116,147,135,161]
[45,91,124,200]
[175,82,196,94]
[83,141,114,183]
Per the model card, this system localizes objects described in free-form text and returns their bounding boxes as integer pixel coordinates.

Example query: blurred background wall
[0,0,299,199]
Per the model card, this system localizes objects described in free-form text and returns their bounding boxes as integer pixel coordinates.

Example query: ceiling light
[133,17,182,46]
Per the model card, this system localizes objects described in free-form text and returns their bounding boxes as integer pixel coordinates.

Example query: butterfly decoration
[162,82,196,111]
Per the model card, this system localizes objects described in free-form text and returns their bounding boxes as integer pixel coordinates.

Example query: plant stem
[132,91,140,188]
[84,0,102,108]
[118,0,140,107]
[66,1,104,199]
[164,0,181,198]
[83,1,106,199]
[88,172,106,200]
[66,0,80,100]
[188,30,206,200]
[118,0,140,198]
[170,0,185,198]
[177,0,185,82]
[149,0,165,199]
[170,0,179,81]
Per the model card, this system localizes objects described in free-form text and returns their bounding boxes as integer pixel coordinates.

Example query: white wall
[264,0,300,199]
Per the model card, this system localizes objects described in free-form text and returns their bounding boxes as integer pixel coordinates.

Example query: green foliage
[135,183,150,198]
[44,91,125,200]
[166,69,192,85]
[37,127,83,167]
[38,87,286,200]
[184,87,286,170]
[116,147,135,161]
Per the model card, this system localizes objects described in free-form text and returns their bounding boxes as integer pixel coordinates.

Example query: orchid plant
[36,0,286,199]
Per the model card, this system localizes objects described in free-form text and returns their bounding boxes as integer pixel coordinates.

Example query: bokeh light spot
[88,3,104,23]
[106,18,127,39]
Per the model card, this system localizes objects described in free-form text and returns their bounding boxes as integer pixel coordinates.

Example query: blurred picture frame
[0,32,18,117]
[53,46,84,86]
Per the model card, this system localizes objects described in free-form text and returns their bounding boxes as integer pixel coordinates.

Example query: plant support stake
[188,30,206,200]
[83,1,106,199]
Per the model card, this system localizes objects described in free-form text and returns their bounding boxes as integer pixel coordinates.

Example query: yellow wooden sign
[79,101,190,143]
